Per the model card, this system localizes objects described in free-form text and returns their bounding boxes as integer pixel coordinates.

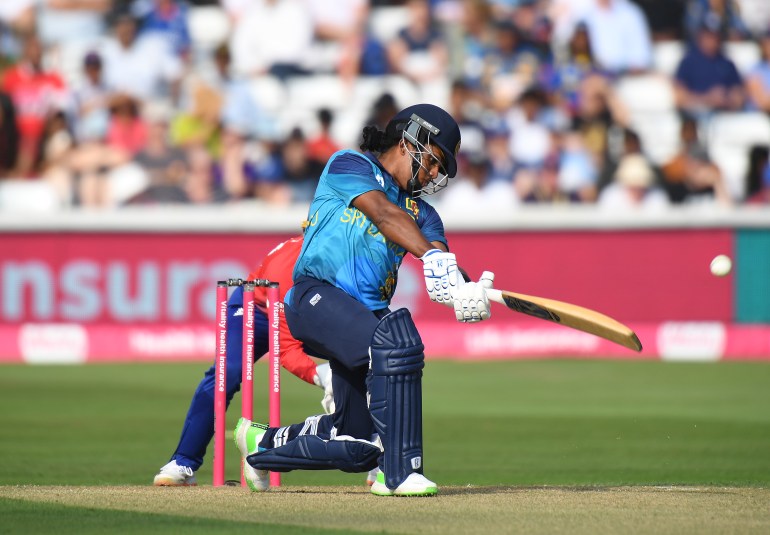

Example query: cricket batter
[153,237,336,486]
[235,103,493,497]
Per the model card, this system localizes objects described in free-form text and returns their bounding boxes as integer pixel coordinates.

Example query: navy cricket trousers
[284,276,388,441]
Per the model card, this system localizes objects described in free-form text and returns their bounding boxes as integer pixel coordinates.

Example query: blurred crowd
[1,0,770,211]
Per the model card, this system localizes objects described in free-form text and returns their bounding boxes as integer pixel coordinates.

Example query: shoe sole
[152,481,198,487]
[370,483,437,497]
[153,477,197,487]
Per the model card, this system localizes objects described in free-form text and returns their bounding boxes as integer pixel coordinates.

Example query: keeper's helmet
[392,103,461,198]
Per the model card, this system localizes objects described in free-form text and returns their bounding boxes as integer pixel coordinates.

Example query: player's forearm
[353,191,433,257]
[371,206,434,257]
[281,345,318,385]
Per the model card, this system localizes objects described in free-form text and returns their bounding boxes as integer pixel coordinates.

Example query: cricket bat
[485,288,643,352]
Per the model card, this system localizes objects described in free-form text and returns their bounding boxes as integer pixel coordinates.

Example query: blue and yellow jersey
[293,149,447,310]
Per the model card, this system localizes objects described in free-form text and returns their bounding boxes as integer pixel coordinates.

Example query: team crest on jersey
[405,198,419,219]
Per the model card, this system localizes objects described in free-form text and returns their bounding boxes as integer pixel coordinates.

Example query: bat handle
[485,287,504,305]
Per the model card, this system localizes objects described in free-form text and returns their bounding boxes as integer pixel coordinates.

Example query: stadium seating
[615,74,681,165]
[0,180,63,212]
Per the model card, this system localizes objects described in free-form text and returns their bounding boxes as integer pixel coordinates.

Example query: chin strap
[407,155,422,198]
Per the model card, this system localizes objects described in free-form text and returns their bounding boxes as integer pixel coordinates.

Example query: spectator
[483,119,516,183]
[306,108,341,168]
[674,17,745,117]
[542,21,597,119]
[0,1,36,38]
[71,52,111,143]
[386,0,449,85]
[0,21,19,71]
[510,0,553,65]
[447,79,486,159]
[136,0,192,59]
[746,30,770,114]
[184,145,229,204]
[215,127,289,203]
[458,0,497,88]
[132,103,188,198]
[439,151,519,212]
[483,21,538,88]
[631,0,687,41]
[684,0,750,43]
[572,73,629,170]
[64,135,132,208]
[596,127,648,192]
[304,0,369,82]
[516,153,564,203]
[39,109,77,205]
[179,42,279,152]
[359,30,389,76]
[364,92,399,131]
[282,127,320,203]
[0,91,19,176]
[597,153,670,211]
[101,12,184,103]
[548,0,594,49]
[0,34,68,177]
[744,145,769,204]
[37,110,75,178]
[229,0,313,80]
[557,130,598,202]
[171,83,222,155]
[506,86,552,171]
[105,93,148,157]
[578,0,653,74]
[660,115,733,206]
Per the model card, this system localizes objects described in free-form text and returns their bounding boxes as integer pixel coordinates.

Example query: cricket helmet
[393,103,461,179]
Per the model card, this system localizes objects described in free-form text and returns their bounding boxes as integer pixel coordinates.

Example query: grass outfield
[1,359,769,533]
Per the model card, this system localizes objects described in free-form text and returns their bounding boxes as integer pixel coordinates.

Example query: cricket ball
[710,254,732,277]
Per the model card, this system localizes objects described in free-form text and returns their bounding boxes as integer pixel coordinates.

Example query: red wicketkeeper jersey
[247,236,317,385]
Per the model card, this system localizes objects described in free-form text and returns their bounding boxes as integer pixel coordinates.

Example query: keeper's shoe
[234,417,270,492]
[366,466,380,486]
[153,460,197,487]
[370,471,438,497]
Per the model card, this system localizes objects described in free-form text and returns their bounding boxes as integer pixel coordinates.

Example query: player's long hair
[360,119,407,153]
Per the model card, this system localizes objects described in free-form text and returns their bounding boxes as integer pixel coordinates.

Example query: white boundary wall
[2,203,770,233]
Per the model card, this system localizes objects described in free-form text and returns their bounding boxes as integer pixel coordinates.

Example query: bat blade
[486,288,642,352]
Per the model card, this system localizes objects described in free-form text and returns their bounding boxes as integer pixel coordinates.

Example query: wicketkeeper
[153,236,336,486]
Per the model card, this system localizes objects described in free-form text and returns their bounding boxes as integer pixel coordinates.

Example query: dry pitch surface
[2,485,769,534]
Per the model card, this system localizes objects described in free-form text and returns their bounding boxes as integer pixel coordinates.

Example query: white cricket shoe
[366,466,380,486]
[371,471,438,497]
[153,460,197,486]
[234,418,270,492]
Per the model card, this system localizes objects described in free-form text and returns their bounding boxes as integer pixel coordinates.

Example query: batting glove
[421,249,462,307]
[454,271,494,323]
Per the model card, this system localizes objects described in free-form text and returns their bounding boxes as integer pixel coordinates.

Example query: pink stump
[213,282,228,486]
[267,283,281,487]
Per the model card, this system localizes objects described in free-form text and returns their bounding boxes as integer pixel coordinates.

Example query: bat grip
[485,288,504,305]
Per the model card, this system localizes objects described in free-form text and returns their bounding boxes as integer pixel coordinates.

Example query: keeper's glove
[313,363,334,414]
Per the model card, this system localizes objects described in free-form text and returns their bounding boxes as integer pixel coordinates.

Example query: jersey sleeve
[324,151,384,206]
[417,200,448,249]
